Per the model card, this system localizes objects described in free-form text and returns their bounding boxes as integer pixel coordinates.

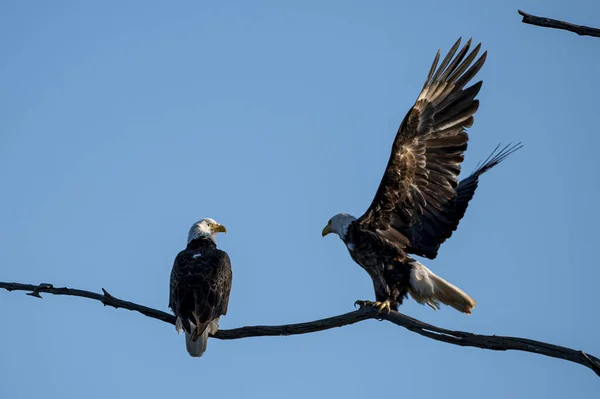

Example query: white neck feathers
[187,225,217,244]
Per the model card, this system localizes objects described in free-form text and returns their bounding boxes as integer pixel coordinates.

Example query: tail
[181,318,220,358]
[185,328,209,357]
[408,261,476,314]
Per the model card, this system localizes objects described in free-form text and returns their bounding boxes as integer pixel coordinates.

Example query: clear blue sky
[1,1,599,397]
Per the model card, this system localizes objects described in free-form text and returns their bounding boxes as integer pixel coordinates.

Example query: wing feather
[357,38,486,251]
[404,143,522,258]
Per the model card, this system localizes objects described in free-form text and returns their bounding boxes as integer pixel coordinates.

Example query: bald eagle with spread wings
[169,218,232,357]
[322,38,521,315]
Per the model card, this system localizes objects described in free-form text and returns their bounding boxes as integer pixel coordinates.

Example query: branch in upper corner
[1,281,599,377]
[518,9,600,38]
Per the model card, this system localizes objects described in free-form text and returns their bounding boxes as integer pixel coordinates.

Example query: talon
[354,299,391,313]
[354,300,375,309]
[375,300,392,314]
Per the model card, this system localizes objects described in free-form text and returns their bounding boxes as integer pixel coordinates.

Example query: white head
[187,218,227,244]
[321,213,357,240]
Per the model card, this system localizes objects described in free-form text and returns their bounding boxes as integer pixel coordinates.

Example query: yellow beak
[321,224,332,237]
[214,224,227,234]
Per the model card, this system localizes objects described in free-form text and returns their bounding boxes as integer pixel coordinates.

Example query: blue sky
[1,1,599,397]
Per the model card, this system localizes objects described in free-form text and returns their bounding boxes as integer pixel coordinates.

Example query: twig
[518,9,600,38]
[1,281,599,377]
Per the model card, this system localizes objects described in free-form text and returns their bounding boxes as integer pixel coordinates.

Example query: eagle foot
[374,300,392,314]
[354,300,392,314]
[354,300,375,309]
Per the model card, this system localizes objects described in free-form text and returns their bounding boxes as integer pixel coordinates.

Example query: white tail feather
[408,261,476,314]
[183,318,220,357]
[185,329,209,357]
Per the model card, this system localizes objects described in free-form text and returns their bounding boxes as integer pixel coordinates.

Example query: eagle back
[169,238,232,333]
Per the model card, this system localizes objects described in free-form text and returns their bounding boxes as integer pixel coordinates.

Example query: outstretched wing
[357,38,486,253]
[402,143,522,258]
[169,249,232,335]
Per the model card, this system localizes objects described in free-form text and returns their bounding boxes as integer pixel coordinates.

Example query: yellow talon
[374,300,392,314]
[354,300,391,314]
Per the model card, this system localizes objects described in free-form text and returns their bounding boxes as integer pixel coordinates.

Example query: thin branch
[1,281,599,376]
[518,9,600,38]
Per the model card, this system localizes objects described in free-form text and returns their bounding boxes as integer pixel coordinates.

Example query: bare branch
[518,9,600,38]
[1,282,177,324]
[1,281,599,376]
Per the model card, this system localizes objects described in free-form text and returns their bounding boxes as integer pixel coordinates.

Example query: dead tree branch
[1,281,599,377]
[518,9,600,38]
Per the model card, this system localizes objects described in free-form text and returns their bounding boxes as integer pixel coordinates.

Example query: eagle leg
[374,300,392,314]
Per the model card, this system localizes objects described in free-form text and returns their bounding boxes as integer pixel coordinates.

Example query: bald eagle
[322,38,521,314]
[169,218,232,357]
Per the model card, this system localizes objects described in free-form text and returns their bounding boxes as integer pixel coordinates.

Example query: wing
[357,38,486,253]
[169,249,232,334]
[402,143,522,258]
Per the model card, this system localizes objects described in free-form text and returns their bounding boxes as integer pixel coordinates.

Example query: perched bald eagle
[169,218,232,357]
[322,38,521,315]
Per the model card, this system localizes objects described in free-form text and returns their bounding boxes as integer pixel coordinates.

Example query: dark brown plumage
[400,143,521,259]
[169,219,231,357]
[323,38,521,314]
